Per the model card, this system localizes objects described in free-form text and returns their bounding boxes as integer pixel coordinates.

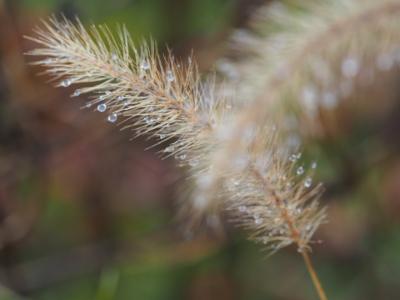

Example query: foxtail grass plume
[27,16,226,167]
[27,13,331,300]
[26,15,327,254]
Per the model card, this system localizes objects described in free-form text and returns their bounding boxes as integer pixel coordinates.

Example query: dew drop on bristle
[60,79,72,87]
[97,103,107,112]
[289,152,302,162]
[166,70,175,82]
[72,90,81,97]
[144,116,155,125]
[304,177,312,188]
[107,112,118,123]
[140,60,150,70]
[164,145,175,153]
[296,166,305,175]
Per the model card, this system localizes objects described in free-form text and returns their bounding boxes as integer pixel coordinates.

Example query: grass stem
[301,251,328,300]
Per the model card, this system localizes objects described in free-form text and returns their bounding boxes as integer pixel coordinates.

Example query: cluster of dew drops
[235,151,318,229]
[57,76,120,124]
[300,46,400,117]
[57,55,177,128]
[288,152,317,189]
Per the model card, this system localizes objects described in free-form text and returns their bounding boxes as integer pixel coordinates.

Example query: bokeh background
[1,0,400,299]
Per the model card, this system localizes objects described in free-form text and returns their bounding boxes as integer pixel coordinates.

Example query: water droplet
[60,79,72,87]
[238,205,247,213]
[144,116,155,125]
[99,95,106,101]
[140,60,150,70]
[166,70,175,82]
[117,96,125,101]
[296,166,305,175]
[311,161,317,169]
[72,90,81,97]
[304,177,312,188]
[289,152,302,162]
[97,103,107,112]
[107,112,118,123]
[158,134,166,139]
[164,145,175,153]
[111,53,118,61]
[341,56,360,78]
[178,154,187,160]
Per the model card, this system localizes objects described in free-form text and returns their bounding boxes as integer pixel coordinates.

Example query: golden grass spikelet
[223,125,326,254]
[26,16,225,166]
[26,16,327,254]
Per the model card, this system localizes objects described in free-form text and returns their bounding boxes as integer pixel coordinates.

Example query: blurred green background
[1,0,400,299]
